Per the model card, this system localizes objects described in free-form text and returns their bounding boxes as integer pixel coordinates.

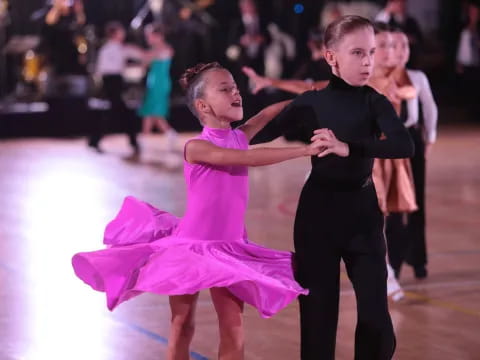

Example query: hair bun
[179,62,222,91]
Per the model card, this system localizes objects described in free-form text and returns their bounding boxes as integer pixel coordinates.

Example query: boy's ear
[324,48,337,67]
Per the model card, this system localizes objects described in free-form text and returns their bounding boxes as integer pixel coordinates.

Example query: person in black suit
[226,0,270,117]
[375,0,423,68]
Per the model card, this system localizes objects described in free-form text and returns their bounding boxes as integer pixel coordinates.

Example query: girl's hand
[242,66,272,94]
[425,142,433,158]
[305,142,326,156]
[310,129,350,157]
[397,85,417,100]
[385,81,401,104]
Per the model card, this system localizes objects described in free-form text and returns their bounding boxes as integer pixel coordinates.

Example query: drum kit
[0,0,96,100]
[0,0,217,101]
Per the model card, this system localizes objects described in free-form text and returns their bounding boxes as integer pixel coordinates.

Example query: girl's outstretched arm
[242,66,328,95]
[238,100,292,142]
[185,139,322,167]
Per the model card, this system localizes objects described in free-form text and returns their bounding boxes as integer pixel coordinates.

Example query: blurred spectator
[42,0,86,75]
[375,0,423,68]
[456,0,480,121]
[226,0,271,116]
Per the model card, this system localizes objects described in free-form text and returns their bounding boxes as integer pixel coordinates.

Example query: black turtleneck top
[264,75,415,185]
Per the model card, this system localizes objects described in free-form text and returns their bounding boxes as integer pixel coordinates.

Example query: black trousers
[88,75,138,148]
[406,126,427,268]
[294,176,396,360]
[387,126,426,273]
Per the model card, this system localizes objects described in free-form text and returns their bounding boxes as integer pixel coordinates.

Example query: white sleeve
[375,10,391,23]
[404,96,419,129]
[123,45,144,60]
[418,72,438,143]
[95,46,108,76]
[457,29,472,66]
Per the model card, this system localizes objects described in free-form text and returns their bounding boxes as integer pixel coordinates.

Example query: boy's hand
[311,129,349,157]
[305,142,326,156]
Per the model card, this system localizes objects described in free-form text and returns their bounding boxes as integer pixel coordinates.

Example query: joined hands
[309,129,349,157]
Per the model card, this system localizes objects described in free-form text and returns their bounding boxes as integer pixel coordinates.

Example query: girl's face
[196,69,243,122]
[374,31,395,69]
[146,30,164,46]
[392,32,410,67]
[325,26,375,86]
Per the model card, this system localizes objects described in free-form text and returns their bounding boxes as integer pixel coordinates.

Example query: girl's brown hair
[145,22,166,36]
[179,62,226,117]
[373,21,392,35]
[324,15,374,49]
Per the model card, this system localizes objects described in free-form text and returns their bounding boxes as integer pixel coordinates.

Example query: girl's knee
[219,320,244,347]
[171,315,196,339]
[221,328,245,352]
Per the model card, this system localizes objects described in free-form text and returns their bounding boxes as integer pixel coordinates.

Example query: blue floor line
[120,320,210,360]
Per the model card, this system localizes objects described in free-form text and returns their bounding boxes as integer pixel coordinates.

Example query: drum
[22,50,44,83]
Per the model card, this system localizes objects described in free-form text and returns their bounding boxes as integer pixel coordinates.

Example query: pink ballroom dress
[72,126,308,318]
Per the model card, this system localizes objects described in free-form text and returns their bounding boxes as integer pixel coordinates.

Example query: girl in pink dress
[72,62,338,359]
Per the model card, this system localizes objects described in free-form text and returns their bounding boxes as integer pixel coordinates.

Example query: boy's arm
[250,91,318,145]
[348,94,414,159]
[238,100,292,142]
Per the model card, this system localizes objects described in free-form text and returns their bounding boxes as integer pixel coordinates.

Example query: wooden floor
[0,125,479,360]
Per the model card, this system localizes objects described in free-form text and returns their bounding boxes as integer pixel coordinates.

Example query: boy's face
[114,28,126,42]
[325,26,376,86]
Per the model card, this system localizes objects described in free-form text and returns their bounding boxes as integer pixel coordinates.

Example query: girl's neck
[374,65,395,79]
[202,117,233,130]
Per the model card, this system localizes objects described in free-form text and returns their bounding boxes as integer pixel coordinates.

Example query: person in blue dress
[138,23,178,151]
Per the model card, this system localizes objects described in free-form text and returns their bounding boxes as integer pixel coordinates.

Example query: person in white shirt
[388,28,438,280]
[88,21,143,155]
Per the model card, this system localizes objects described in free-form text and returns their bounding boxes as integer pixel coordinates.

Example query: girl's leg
[210,287,245,360]
[386,261,404,302]
[384,216,405,302]
[154,116,178,151]
[168,293,199,360]
[153,116,171,133]
[142,116,154,134]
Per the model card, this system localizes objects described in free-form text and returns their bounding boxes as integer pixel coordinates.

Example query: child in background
[138,24,178,152]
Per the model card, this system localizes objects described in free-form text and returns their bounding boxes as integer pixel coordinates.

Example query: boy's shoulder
[362,84,387,101]
[298,88,327,99]
[360,85,393,109]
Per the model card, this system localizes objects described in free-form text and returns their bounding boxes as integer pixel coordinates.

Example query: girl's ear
[194,98,210,115]
[324,48,337,67]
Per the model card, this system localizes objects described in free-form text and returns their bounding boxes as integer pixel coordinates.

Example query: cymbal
[4,35,41,54]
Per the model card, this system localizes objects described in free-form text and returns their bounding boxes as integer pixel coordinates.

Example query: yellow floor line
[403,291,480,318]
